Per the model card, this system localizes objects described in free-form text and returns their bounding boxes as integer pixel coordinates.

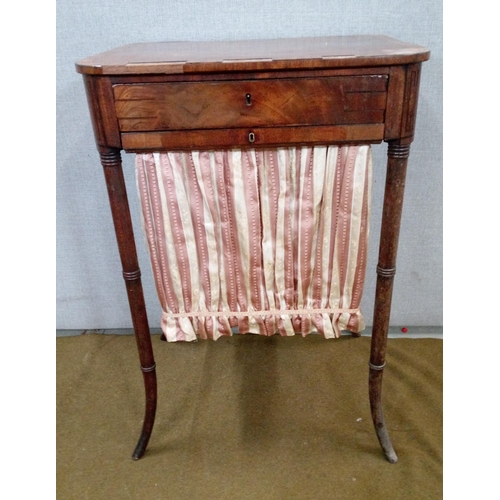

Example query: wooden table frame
[76,35,430,463]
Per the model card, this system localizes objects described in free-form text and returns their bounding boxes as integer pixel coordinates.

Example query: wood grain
[83,76,121,149]
[76,35,430,75]
[114,76,387,132]
[121,124,384,151]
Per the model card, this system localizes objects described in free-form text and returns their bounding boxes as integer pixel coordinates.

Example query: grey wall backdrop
[57,0,442,330]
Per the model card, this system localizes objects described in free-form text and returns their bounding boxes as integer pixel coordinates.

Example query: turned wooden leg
[100,149,157,460]
[369,141,411,463]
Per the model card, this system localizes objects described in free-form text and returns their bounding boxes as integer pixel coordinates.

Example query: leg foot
[131,368,157,460]
[369,367,398,463]
[132,434,150,461]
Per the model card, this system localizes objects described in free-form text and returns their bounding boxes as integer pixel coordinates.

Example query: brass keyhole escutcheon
[248,132,255,143]
[245,93,252,106]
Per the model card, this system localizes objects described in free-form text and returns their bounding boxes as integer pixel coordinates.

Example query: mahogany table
[76,35,430,463]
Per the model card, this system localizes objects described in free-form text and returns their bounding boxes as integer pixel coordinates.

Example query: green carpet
[57,334,442,499]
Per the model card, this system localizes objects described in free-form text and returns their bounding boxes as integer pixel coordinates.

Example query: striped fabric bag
[136,145,372,341]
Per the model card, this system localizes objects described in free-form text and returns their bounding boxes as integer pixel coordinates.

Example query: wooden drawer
[113,76,388,133]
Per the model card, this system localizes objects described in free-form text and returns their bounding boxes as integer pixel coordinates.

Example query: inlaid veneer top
[76,35,430,75]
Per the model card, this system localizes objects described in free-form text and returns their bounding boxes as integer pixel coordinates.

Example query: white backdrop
[56,0,442,330]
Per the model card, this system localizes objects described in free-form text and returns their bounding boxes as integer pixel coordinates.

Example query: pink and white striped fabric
[136,145,372,342]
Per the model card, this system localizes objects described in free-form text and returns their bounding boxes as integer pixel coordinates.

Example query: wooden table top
[76,35,430,75]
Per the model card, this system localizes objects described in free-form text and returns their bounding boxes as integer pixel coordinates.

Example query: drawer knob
[245,93,252,106]
[248,132,255,143]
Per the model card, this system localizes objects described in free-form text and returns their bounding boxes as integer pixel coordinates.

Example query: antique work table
[76,35,430,463]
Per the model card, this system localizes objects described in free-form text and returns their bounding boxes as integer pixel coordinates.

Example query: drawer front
[113,76,388,132]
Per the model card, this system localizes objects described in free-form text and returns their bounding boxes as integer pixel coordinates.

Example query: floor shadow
[232,334,280,447]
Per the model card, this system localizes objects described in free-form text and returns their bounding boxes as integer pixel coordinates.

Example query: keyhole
[248,132,255,143]
[245,93,252,106]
